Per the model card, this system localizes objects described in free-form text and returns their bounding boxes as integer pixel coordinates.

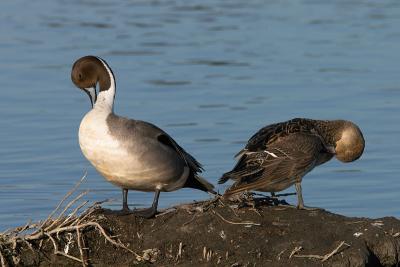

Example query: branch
[212,210,261,226]
[293,241,350,262]
[36,172,87,232]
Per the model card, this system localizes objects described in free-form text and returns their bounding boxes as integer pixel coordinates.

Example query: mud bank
[2,197,400,267]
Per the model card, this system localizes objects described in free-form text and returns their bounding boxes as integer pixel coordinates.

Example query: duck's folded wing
[241,118,316,154]
[222,133,324,195]
[134,120,202,171]
[237,122,281,156]
[136,120,215,193]
[107,114,203,173]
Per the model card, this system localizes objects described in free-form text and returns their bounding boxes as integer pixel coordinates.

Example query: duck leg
[133,190,160,219]
[120,189,130,214]
[295,182,319,210]
[295,182,305,209]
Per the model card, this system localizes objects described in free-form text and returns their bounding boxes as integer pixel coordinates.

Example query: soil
[5,196,400,267]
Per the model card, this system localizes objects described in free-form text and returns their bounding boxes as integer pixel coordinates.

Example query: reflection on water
[147,80,191,86]
[185,60,250,67]
[1,0,400,230]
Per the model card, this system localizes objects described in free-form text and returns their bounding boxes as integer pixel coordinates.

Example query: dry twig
[58,200,89,229]
[76,228,87,267]
[293,241,350,262]
[289,246,302,259]
[175,242,183,261]
[182,214,198,226]
[277,248,286,260]
[155,208,176,217]
[45,191,88,231]
[212,211,261,226]
[38,173,87,232]
[0,175,143,266]
[74,200,109,226]
[46,233,82,263]
[0,246,8,267]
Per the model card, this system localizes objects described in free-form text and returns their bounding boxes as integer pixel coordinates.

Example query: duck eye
[78,73,83,80]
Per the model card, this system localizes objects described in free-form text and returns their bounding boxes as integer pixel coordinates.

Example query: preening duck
[219,118,365,209]
[71,55,215,218]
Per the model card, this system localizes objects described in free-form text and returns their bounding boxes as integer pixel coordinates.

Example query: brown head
[71,55,114,107]
[333,121,365,163]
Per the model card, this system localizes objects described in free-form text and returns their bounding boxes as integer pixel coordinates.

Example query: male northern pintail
[219,118,365,209]
[71,56,215,218]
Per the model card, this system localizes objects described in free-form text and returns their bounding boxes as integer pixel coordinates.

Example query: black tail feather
[184,173,216,194]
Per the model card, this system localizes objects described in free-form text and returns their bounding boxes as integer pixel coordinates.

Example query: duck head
[71,55,113,108]
[334,121,365,163]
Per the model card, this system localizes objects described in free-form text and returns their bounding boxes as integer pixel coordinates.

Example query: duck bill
[325,145,336,155]
[83,87,97,108]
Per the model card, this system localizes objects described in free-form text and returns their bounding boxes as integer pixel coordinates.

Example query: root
[0,173,143,266]
[212,210,261,226]
[0,246,8,267]
[289,246,302,259]
[76,228,87,267]
[292,241,350,262]
[46,233,82,263]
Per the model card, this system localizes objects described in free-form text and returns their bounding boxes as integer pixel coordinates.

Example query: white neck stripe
[94,57,115,113]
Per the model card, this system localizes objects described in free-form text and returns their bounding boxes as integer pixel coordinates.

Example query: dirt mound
[1,195,400,267]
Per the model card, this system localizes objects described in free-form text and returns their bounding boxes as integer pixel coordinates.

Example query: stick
[39,172,87,230]
[182,214,197,226]
[0,246,8,267]
[321,241,349,262]
[45,191,88,231]
[274,192,297,197]
[212,211,261,226]
[155,208,176,217]
[1,229,11,237]
[175,242,183,261]
[46,233,82,263]
[289,246,302,259]
[226,203,239,217]
[345,221,364,224]
[74,199,110,225]
[58,200,89,229]
[14,220,31,236]
[76,229,87,267]
[294,254,322,259]
[277,249,286,261]
[293,241,350,262]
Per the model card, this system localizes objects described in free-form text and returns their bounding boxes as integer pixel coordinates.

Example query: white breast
[79,109,131,177]
[78,109,188,191]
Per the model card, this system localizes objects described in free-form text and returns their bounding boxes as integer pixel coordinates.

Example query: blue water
[1,0,400,230]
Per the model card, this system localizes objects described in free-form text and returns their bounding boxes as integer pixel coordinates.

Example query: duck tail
[183,173,216,194]
[218,172,232,184]
[234,148,248,159]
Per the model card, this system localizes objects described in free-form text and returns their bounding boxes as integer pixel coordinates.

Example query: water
[1,0,400,230]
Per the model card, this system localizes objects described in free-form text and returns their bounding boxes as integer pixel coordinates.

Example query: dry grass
[0,173,142,266]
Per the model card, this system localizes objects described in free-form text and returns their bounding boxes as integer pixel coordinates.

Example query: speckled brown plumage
[219,118,365,209]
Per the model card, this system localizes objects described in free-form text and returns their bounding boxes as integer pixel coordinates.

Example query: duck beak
[326,145,336,155]
[83,87,97,108]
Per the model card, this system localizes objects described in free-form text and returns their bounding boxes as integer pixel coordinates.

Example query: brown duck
[219,118,365,209]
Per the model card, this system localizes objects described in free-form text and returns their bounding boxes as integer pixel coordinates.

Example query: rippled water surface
[1,0,400,230]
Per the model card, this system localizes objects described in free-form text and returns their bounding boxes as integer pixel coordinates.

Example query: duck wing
[220,133,326,195]
[237,118,316,157]
[106,114,214,193]
[135,120,215,193]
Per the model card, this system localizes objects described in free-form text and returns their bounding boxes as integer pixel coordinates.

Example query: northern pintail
[71,56,215,218]
[219,118,365,209]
